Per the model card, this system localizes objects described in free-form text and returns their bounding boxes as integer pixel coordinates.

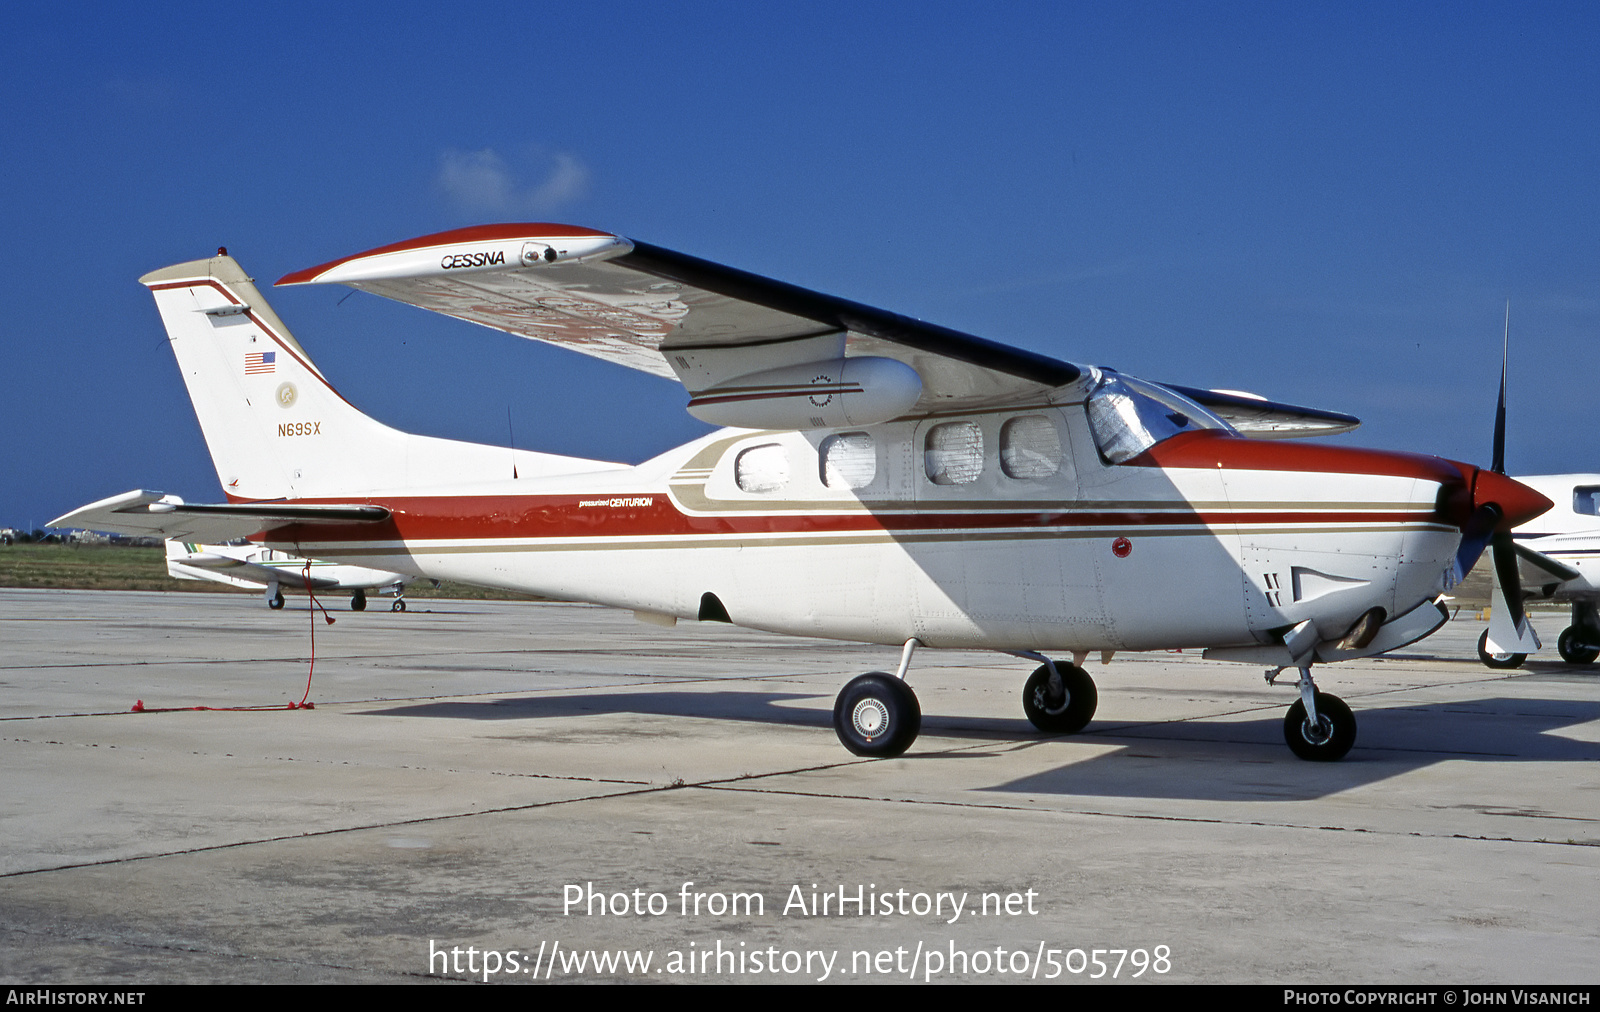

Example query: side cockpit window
[1574,486,1600,516]
[1085,373,1231,464]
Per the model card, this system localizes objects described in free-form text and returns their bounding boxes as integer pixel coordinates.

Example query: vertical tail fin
[140,253,616,501]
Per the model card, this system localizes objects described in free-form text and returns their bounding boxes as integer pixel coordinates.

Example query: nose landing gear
[1270,666,1356,761]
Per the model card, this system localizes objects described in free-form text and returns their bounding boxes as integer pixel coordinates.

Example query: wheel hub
[851,698,890,739]
[1031,686,1069,716]
[1301,715,1334,746]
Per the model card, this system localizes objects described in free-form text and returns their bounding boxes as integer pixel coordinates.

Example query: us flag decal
[245,351,276,374]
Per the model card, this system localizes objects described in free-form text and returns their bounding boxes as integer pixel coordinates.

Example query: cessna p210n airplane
[54,224,1552,761]
[164,539,414,611]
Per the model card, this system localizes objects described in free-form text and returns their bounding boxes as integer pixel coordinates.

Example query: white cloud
[437,148,590,214]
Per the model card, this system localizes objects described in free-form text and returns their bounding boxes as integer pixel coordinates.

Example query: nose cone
[1472,469,1552,530]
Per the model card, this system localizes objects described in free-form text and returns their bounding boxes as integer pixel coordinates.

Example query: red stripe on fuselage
[261,492,1442,546]
[1132,430,1467,484]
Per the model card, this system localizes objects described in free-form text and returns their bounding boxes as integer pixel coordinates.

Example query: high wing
[51,490,390,544]
[277,224,1358,436]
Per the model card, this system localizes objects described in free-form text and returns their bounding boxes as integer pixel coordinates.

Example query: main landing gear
[833,640,923,757]
[1557,603,1600,665]
[351,589,367,612]
[828,647,1359,762]
[833,672,921,757]
[829,642,1103,758]
[1021,657,1098,734]
[1269,665,1356,761]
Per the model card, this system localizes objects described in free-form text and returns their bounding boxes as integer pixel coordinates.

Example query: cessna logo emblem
[441,250,506,270]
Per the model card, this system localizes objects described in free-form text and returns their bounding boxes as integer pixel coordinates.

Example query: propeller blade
[1481,300,1541,654]
[1485,529,1540,654]
[1491,301,1509,475]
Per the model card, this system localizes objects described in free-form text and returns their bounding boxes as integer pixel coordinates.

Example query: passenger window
[734,443,790,493]
[999,415,1061,479]
[1574,486,1600,516]
[821,432,876,489]
[925,421,983,485]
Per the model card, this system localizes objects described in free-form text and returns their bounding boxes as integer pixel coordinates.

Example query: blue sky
[3,3,1596,530]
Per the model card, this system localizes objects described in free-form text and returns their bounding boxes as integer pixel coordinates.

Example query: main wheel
[833,673,920,758]
[1557,627,1598,665]
[392,599,407,613]
[268,591,285,610]
[1283,691,1356,761]
[351,589,367,612]
[1022,662,1098,734]
[1477,630,1525,669]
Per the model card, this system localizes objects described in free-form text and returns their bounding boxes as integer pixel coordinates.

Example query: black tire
[392,599,407,613]
[1022,662,1098,734]
[1477,630,1525,669]
[833,673,920,758]
[351,589,367,612]
[268,591,285,610]
[1283,691,1356,762]
[1557,627,1598,665]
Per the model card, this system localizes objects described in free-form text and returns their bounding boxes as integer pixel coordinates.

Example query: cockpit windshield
[1085,373,1234,464]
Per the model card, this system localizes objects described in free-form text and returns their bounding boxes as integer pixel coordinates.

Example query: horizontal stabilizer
[52,490,388,544]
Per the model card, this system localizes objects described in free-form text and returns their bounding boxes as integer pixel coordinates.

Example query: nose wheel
[1269,666,1356,761]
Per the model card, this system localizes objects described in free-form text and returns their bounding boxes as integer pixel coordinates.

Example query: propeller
[1480,303,1541,659]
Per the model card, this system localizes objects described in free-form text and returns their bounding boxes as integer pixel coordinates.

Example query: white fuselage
[271,406,1465,654]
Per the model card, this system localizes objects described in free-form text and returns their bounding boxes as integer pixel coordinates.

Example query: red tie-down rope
[131,560,332,713]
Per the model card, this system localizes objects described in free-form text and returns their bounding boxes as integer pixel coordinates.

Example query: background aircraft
[1475,474,1600,668]
[54,227,1550,762]
[1464,321,1599,670]
[165,539,413,611]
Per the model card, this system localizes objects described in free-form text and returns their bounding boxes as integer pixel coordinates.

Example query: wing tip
[276,223,621,287]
